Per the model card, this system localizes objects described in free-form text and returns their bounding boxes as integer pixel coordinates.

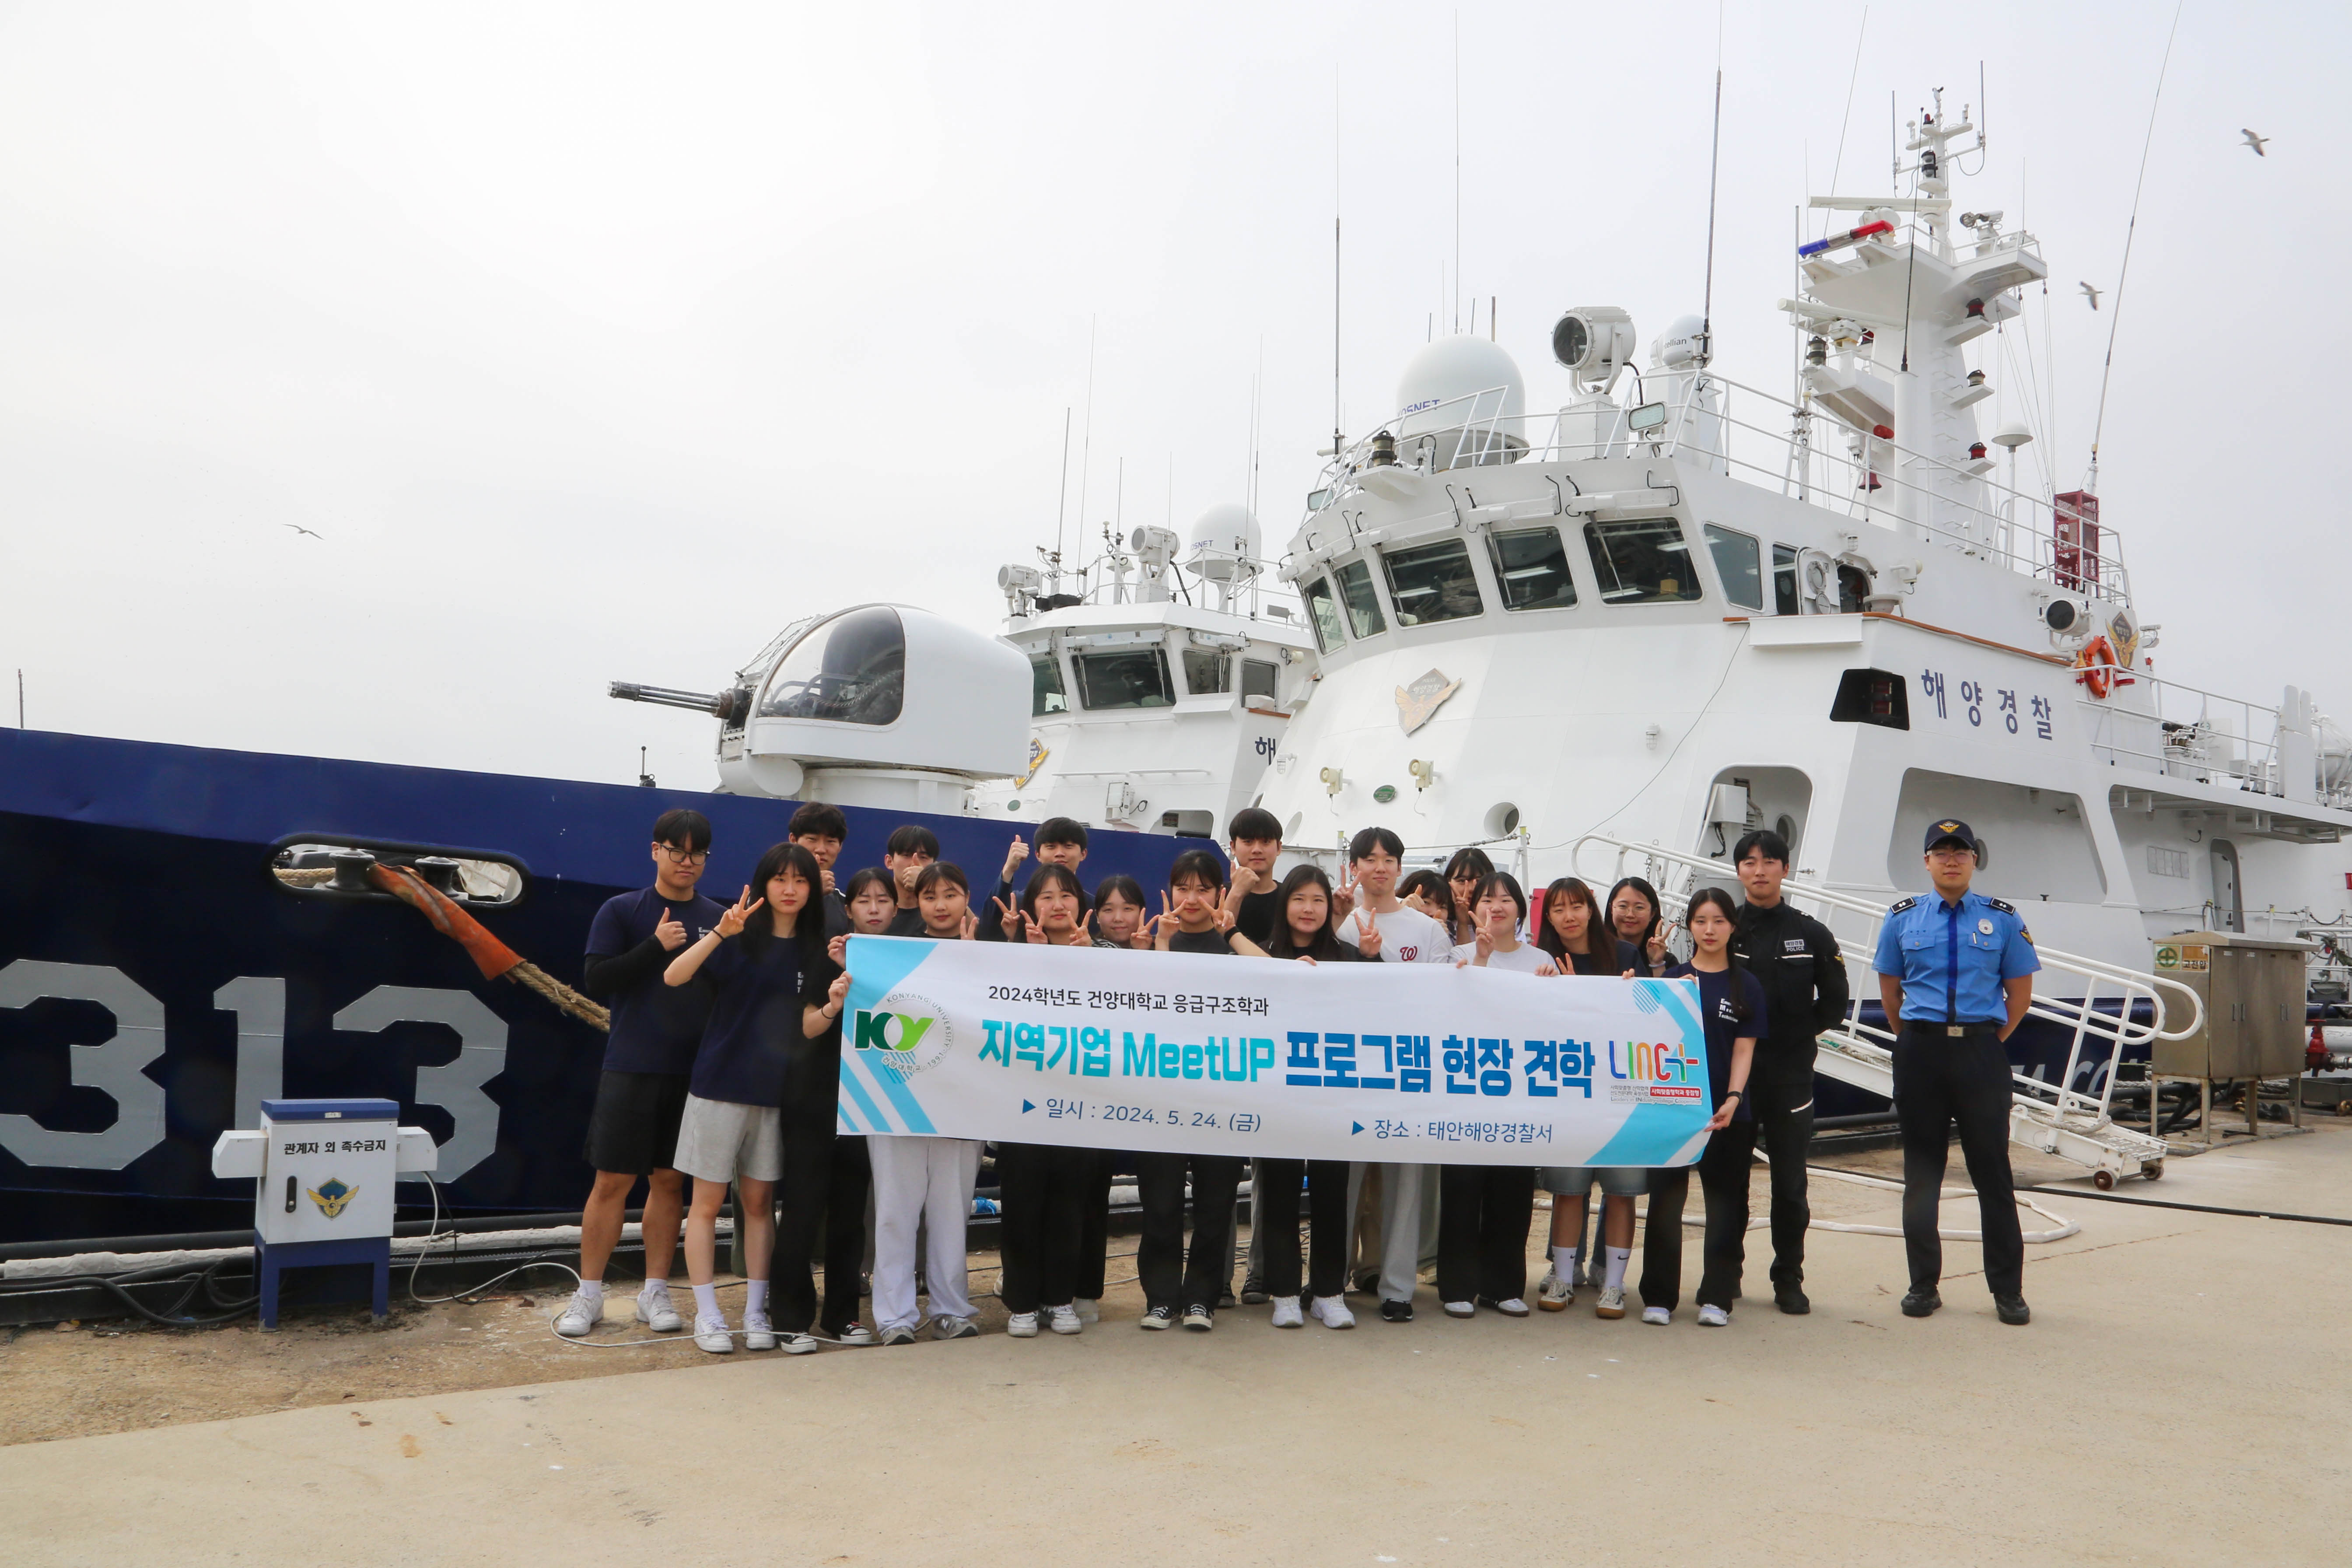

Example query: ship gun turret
[609,681,752,726]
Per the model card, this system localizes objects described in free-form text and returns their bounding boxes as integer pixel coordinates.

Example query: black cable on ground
[0,1256,262,1327]
[2017,1185,2352,1228]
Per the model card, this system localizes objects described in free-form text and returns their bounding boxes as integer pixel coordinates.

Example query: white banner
[838,936,1712,1166]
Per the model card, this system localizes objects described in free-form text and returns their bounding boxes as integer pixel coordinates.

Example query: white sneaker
[634,1284,682,1333]
[1537,1270,1572,1312]
[1595,1284,1627,1320]
[1442,1299,1475,1319]
[1270,1295,1304,1329]
[1310,1295,1356,1330]
[693,1314,735,1354]
[1073,1298,1100,1324]
[1642,1305,1671,1326]
[1006,1311,1040,1338]
[1697,1304,1729,1327]
[741,1309,777,1351]
[1491,1298,1531,1318]
[553,1290,602,1337]
[781,1332,819,1354]
[1048,1305,1083,1336]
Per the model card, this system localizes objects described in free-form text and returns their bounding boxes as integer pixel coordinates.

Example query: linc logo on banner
[1610,1039,1704,1104]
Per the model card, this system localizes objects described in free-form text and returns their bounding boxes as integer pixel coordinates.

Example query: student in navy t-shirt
[553,808,724,1342]
[662,840,835,1355]
[1638,886,1767,1327]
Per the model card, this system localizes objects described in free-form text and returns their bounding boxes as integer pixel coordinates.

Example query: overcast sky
[3,2,2344,791]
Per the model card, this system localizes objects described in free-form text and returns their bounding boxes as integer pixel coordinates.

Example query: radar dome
[1651,314,1707,369]
[1187,503,1258,561]
[1391,335,1526,471]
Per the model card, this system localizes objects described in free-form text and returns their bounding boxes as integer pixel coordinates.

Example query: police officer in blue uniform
[1873,819,2038,1326]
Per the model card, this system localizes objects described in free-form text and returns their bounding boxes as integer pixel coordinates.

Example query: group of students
[556,803,1852,1354]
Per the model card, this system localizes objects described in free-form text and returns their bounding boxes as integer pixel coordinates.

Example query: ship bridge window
[1703,524,1764,611]
[1584,518,1703,605]
[1030,651,1068,717]
[1074,647,1176,710]
[1336,558,1389,637]
[1484,524,1578,612]
[1302,577,1347,653]
[756,605,905,725]
[1181,648,1232,696]
[1773,545,1800,615]
[1242,659,1278,704]
[1379,538,1485,626]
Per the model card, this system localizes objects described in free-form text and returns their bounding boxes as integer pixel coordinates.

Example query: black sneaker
[1182,1302,1214,1331]
[1900,1289,1942,1319]
[1995,1294,2031,1326]
[1239,1273,1269,1306]
[1774,1285,1812,1316]
[1139,1305,1175,1331]
[1217,1288,1237,1309]
[1379,1298,1414,1323]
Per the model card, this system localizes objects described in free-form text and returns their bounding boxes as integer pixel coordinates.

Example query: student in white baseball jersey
[1332,826,1450,1323]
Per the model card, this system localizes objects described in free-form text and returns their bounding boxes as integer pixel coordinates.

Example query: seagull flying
[2079,281,2102,311]
[282,523,322,539]
[2241,128,2268,157]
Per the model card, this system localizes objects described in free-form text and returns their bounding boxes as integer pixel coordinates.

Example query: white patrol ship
[973,505,1316,837]
[1249,88,2350,1182]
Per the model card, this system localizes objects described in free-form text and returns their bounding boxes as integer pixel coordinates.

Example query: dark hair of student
[1397,868,1449,915]
[652,808,713,854]
[886,824,942,858]
[1036,816,1091,850]
[1168,847,1226,892]
[741,841,822,950]
[1606,876,1663,952]
[1684,885,1754,1021]
[787,802,849,841]
[1264,864,1351,962]
[1730,828,1791,868]
[1228,805,1284,843]
[1019,862,1087,924]
[1535,877,1617,973]
[912,861,968,897]
[1092,873,1146,912]
[1468,871,1529,926]
[840,865,893,905]
[1346,825,1406,863]
[1441,847,1495,939]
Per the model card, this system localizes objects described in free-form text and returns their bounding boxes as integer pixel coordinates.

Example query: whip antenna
[2086,0,2184,496]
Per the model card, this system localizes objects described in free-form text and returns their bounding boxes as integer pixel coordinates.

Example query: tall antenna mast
[1075,317,1097,579]
[1700,63,1723,365]
[2086,0,2183,497]
[1452,10,1461,335]
[1052,407,1071,568]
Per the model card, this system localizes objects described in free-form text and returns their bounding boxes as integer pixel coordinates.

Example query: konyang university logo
[851,992,955,1076]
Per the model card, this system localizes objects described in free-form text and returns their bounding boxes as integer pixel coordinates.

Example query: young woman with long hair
[1532,875,1646,1317]
[1250,864,1359,1328]
[1439,847,1496,946]
[1607,875,1676,978]
[1637,886,1765,1326]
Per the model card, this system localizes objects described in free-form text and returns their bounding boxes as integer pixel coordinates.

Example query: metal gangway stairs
[1572,835,2202,1186]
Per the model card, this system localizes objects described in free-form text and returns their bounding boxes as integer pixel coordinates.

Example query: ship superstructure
[1255,90,2351,985]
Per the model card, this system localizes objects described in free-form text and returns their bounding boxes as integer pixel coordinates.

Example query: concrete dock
[5,1124,2348,1567]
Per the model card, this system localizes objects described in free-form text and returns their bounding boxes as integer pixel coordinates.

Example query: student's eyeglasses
[657,845,709,865]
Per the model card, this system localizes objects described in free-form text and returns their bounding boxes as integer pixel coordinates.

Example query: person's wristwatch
[1723,1089,1745,1104]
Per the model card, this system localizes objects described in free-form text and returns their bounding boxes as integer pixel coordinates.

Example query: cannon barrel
[608,682,750,724]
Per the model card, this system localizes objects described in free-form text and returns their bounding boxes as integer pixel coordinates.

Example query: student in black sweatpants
[1134,849,1267,1330]
[1255,863,1364,1329]
[773,867,897,1344]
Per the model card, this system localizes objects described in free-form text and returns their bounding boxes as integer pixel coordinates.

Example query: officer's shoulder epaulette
[1887,895,1919,914]
[1984,897,2019,916]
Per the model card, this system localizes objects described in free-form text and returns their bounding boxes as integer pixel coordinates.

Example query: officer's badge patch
[1978,918,1994,934]
[307,1178,358,1220]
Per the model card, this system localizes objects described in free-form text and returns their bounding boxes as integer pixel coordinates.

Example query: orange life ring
[2075,633,2118,699]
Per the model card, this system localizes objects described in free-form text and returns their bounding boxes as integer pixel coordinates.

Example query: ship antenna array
[1699,58,1723,366]
[2086,0,2184,497]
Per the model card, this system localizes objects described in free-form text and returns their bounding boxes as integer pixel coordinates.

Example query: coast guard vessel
[1250,91,2352,1180]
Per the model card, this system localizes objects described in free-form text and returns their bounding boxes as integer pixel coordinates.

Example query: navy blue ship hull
[0,728,1196,1246]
